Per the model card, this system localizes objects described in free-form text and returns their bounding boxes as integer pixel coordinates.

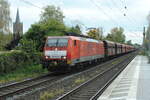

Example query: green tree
[145,14,150,61]
[145,14,150,51]
[18,38,36,53]
[40,5,64,23]
[19,5,66,52]
[87,28,103,40]
[126,40,132,45]
[24,20,66,51]
[0,32,12,50]
[68,25,82,34]
[106,27,125,43]
[0,0,11,33]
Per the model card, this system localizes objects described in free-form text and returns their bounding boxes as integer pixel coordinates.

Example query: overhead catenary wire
[20,0,42,9]
[119,0,142,30]
[110,0,137,27]
[19,0,89,30]
[90,0,141,39]
[19,0,122,31]
[108,0,141,37]
[105,0,143,36]
[91,0,141,38]
[89,0,120,27]
[18,0,142,40]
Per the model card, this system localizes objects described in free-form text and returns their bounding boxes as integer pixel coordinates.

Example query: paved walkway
[98,55,150,100]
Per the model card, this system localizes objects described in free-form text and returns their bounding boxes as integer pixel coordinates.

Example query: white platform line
[127,56,141,100]
[98,56,141,100]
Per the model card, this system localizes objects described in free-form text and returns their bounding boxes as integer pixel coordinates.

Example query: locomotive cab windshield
[46,38,68,47]
[44,37,69,61]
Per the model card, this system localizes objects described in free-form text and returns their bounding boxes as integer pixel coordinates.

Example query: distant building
[143,27,145,44]
[13,9,23,40]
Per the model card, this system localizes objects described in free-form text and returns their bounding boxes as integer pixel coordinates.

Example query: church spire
[15,8,20,23]
[13,8,23,40]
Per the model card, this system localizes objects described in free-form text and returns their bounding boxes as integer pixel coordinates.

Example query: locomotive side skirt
[71,54,105,65]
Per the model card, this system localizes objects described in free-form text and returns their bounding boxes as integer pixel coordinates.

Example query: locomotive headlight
[61,56,66,59]
[45,56,48,59]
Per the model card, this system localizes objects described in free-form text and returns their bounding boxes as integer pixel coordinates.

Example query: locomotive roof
[103,40,116,45]
[47,36,102,43]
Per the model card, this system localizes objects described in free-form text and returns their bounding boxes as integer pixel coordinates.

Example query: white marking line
[98,56,141,100]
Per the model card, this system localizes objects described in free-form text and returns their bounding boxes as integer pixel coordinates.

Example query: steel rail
[56,53,136,100]
[0,73,67,99]
[90,55,136,100]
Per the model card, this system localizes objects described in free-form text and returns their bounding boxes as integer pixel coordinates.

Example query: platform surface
[98,55,150,100]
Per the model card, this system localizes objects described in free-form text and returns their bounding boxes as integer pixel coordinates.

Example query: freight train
[42,36,135,72]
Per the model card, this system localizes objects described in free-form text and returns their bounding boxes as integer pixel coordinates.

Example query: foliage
[0,64,48,84]
[145,26,150,51]
[126,40,132,45]
[40,89,64,100]
[144,13,150,59]
[17,37,37,53]
[19,5,67,52]
[0,0,11,33]
[87,28,103,40]
[0,50,42,74]
[74,78,85,85]
[67,25,82,34]
[106,27,125,43]
[20,20,66,51]
[40,5,64,23]
[146,28,150,62]
[0,32,12,50]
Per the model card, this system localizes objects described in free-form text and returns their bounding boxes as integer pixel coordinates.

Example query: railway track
[56,53,135,100]
[0,52,136,100]
[0,73,69,99]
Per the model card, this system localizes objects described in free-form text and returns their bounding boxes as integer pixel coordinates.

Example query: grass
[139,51,147,55]
[74,77,85,85]
[40,78,86,100]
[40,89,64,100]
[0,64,48,84]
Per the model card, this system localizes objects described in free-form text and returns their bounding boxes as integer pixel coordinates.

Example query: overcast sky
[8,0,150,44]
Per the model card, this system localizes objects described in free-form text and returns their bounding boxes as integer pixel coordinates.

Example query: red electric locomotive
[43,36,105,72]
[43,35,135,72]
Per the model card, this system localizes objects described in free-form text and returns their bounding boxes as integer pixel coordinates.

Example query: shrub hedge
[0,51,42,74]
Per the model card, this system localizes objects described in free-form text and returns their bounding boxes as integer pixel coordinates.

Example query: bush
[0,50,42,74]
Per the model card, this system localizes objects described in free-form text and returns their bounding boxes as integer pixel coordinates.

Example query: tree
[146,14,150,51]
[0,33,12,50]
[87,27,103,40]
[68,25,82,34]
[40,5,64,23]
[145,14,150,61]
[0,0,11,33]
[18,38,36,53]
[126,40,132,45]
[19,5,66,52]
[106,27,125,43]
[145,27,150,51]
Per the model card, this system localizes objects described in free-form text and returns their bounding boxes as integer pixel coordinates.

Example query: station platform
[98,55,150,100]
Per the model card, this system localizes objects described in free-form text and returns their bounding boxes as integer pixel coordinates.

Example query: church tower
[13,9,23,40]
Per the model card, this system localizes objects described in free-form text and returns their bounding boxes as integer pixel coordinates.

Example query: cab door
[73,40,80,62]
